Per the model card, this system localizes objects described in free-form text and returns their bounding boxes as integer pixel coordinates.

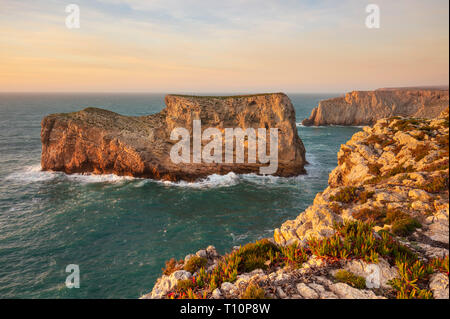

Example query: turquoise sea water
[0,93,361,298]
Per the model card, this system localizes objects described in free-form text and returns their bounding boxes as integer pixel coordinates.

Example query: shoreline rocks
[41,93,306,181]
[302,88,449,126]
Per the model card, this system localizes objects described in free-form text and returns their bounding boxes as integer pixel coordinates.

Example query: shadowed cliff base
[41,93,306,181]
[302,87,449,126]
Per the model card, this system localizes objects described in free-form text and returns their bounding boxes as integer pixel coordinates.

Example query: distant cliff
[302,88,449,126]
[41,93,306,181]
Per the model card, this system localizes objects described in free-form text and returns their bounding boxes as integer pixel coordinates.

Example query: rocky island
[41,93,306,181]
[302,87,449,126]
[145,110,449,299]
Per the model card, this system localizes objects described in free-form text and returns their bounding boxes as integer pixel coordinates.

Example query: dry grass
[412,143,433,161]
[329,187,359,204]
[420,174,449,194]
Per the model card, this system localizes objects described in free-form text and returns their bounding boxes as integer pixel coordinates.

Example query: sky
[0,0,448,93]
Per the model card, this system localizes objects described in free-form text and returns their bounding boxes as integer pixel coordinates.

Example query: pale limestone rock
[206,245,219,257]
[329,283,385,299]
[148,270,192,299]
[358,144,378,161]
[429,273,449,299]
[395,131,420,147]
[220,282,237,294]
[416,243,449,259]
[296,283,319,299]
[411,201,433,211]
[211,288,223,299]
[378,151,397,167]
[276,286,287,298]
[196,249,207,258]
[375,192,405,202]
[342,258,398,289]
[275,205,342,246]
[235,274,252,287]
[408,189,432,202]
[408,172,427,185]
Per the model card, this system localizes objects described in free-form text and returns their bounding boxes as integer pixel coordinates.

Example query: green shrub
[280,243,309,268]
[353,208,386,225]
[241,284,266,299]
[391,218,422,237]
[236,239,279,272]
[384,209,422,237]
[184,256,207,273]
[359,190,375,204]
[334,270,366,289]
[177,279,196,291]
[329,186,359,204]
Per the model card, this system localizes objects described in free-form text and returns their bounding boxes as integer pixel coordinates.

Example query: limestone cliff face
[275,110,449,249]
[302,88,449,126]
[41,93,306,181]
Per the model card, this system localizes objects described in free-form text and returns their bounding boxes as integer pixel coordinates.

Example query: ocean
[0,93,361,298]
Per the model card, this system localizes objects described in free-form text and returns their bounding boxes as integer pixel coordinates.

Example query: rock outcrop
[146,110,449,299]
[302,88,449,126]
[41,93,306,181]
[276,110,449,253]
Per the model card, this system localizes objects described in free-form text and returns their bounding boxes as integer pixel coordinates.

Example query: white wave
[159,172,240,189]
[64,173,136,184]
[5,165,58,182]
[6,164,314,188]
[5,164,138,185]
[240,173,293,185]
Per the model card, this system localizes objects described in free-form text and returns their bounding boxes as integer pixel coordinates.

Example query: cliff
[145,110,449,300]
[41,93,306,181]
[302,88,449,126]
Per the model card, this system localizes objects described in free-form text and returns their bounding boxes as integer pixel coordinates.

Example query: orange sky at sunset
[1,0,448,93]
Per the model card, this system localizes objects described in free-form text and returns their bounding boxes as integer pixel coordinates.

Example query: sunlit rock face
[302,88,449,126]
[41,93,306,181]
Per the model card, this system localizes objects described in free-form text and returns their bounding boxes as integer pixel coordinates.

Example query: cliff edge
[302,88,449,126]
[41,93,306,181]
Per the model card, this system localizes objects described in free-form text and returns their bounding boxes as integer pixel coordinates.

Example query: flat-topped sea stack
[41,93,306,181]
[302,87,449,126]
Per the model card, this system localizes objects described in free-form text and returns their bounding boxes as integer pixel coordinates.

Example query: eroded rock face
[302,88,449,126]
[41,93,306,181]
[276,110,449,252]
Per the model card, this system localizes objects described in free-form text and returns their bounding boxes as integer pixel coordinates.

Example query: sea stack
[302,87,449,126]
[41,93,306,181]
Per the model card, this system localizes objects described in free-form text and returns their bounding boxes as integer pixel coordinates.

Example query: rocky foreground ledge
[144,110,449,299]
[302,87,449,126]
[41,93,306,181]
